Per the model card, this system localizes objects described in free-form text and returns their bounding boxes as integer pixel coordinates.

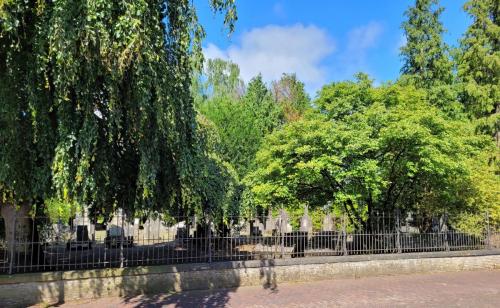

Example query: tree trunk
[1,201,34,271]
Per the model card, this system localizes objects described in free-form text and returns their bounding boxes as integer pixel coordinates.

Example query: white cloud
[332,22,384,81]
[204,43,228,61]
[347,22,383,51]
[203,24,334,93]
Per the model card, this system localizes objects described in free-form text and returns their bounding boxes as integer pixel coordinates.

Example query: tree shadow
[0,233,284,307]
[260,259,278,292]
[116,264,244,308]
[116,259,279,307]
[121,288,239,308]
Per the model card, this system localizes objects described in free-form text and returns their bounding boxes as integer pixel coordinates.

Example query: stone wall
[0,250,499,307]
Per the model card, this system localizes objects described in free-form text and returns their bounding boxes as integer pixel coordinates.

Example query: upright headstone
[439,214,448,232]
[440,213,450,251]
[299,205,313,234]
[188,215,198,237]
[322,213,334,232]
[403,212,413,233]
[252,218,264,236]
[264,211,276,236]
[230,220,245,236]
[243,220,252,236]
[276,209,292,234]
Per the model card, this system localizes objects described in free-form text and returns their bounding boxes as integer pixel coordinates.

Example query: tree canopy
[0,0,236,220]
[271,73,310,122]
[246,80,497,228]
[401,0,453,87]
[1,0,498,232]
[197,72,283,178]
[456,0,499,141]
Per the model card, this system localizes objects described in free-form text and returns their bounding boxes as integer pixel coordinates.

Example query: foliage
[192,58,244,107]
[0,0,237,219]
[448,149,500,231]
[193,64,287,218]
[1,0,498,235]
[401,0,453,87]
[181,115,240,221]
[451,0,500,229]
[271,73,310,122]
[456,0,499,138]
[199,96,262,178]
[242,75,284,136]
[246,80,495,228]
[198,72,283,178]
[44,198,80,223]
[314,73,373,121]
[206,58,244,99]
[245,116,336,211]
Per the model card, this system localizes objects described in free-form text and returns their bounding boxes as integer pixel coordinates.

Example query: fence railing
[0,211,498,274]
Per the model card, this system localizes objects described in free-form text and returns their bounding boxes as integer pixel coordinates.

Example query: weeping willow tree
[0,0,236,247]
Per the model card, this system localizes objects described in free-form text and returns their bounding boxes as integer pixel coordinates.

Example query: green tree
[456,0,499,143]
[194,67,284,216]
[183,115,240,223]
[205,58,245,99]
[192,58,244,105]
[0,0,236,246]
[401,0,453,88]
[271,73,310,122]
[246,79,494,229]
[198,97,259,178]
[449,149,500,233]
[199,75,283,178]
[314,73,372,121]
[243,74,284,135]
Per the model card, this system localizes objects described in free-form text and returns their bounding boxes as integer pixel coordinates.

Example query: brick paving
[57,270,500,307]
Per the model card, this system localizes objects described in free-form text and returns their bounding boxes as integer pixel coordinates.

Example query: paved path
[59,270,500,307]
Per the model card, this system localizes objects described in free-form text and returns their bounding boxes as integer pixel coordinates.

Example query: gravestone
[439,214,449,232]
[230,220,246,236]
[243,220,252,236]
[322,213,334,232]
[76,225,90,242]
[243,218,264,236]
[276,209,292,234]
[300,206,313,233]
[264,211,276,235]
[188,216,198,237]
[252,218,264,236]
[175,226,188,240]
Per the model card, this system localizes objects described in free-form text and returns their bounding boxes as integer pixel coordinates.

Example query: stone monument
[276,209,292,234]
[264,211,276,235]
[299,205,313,234]
[322,212,335,232]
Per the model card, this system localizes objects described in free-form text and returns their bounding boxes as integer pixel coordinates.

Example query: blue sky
[195,0,470,95]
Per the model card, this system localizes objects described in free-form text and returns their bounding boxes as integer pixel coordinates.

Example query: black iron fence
[0,211,498,274]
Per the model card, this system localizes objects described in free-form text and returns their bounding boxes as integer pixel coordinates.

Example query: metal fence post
[8,216,16,275]
[208,218,212,263]
[486,211,491,250]
[342,213,348,256]
[280,209,285,258]
[396,210,402,253]
[443,213,450,252]
[120,213,124,268]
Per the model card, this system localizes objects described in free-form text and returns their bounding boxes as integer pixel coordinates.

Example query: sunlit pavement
[53,270,500,307]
